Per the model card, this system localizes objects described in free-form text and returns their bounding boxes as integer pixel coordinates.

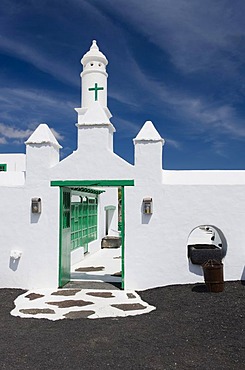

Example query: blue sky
[0,0,245,169]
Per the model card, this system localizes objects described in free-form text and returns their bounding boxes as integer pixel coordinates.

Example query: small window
[0,164,7,171]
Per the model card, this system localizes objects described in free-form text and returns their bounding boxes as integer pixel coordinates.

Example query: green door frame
[51,180,134,289]
[59,187,71,287]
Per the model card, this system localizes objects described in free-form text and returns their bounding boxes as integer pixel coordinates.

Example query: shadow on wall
[9,257,21,271]
[30,210,41,224]
[141,202,152,224]
[187,225,228,277]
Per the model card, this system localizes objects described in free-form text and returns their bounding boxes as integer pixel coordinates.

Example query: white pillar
[134,121,164,184]
[25,124,61,183]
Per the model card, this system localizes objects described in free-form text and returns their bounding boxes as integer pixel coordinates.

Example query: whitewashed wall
[125,178,245,291]
[98,188,119,239]
[52,130,133,180]
[0,121,245,291]
[0,182,59,289]
[0,153,26,172]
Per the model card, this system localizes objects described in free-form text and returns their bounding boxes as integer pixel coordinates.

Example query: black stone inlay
[46,300,93,308]
[75,266,105,272]
[20,308,55,315]
[127,293,136,299]
[111,303,146,311]
[64,310,95,319]
[25,293,45,301]
[51,289,80,296]
[86,292,114,298]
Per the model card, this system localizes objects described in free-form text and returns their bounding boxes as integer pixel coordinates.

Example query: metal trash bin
[202,259,224,293]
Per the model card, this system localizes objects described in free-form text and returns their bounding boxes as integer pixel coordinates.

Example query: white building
[0,40,245,290]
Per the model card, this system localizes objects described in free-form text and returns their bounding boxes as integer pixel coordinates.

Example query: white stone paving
[71,247,122,283]
[11,288,156,320]
[11,247,156,320]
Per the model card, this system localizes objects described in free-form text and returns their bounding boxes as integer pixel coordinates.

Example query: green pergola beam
[70,187,105,195]
[51,180,134,187]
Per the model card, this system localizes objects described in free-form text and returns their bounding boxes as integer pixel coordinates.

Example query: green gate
[59,187,71,287]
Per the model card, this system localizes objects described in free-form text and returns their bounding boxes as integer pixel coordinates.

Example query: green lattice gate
[71,197,98,253]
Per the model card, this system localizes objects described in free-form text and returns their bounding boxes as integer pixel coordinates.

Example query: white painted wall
[52,143,134,180]
[0,138,61,289]
[71,246,85,265]
[0,153,26,172]
[0,183,59,289]
[98,187,119,239]
[125,182,245,290]
[0,172,25,186]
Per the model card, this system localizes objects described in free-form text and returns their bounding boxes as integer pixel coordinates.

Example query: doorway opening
[51,180,134,289]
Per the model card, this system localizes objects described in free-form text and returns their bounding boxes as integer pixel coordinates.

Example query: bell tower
[75,40,115,151]
[81,40,108,110]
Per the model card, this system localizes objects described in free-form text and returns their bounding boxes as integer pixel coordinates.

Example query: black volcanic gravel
[0,282,245,369]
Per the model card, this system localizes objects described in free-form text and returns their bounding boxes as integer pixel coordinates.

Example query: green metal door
[59,187,71,287]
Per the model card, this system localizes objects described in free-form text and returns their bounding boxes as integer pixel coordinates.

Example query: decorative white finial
[81,40,108,66]
[91,40,98,50]
[133,121,164,144]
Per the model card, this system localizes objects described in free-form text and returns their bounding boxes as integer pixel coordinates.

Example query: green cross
[88,83,104,101]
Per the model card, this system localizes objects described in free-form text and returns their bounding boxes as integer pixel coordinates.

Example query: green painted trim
[104,205,116,211]
[51,180,134,187]
[0,164,7,171]
[121,186,125,290]
[58,187,63,287]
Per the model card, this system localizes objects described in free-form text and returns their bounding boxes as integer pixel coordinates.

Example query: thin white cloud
[165,138,182,150]
[50,128,64,141]
[115,53,245,141]
[0,87,74,119]
[114,117,141,137]
[0,123,32,145]
[0,35,77,86]
[105,0,245,75]
[0,137,7,144]
[109,89,140,108]
[0,0,122,87]
[178,99,245,139]
[0,123,32,139]
[0,122,64,146]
